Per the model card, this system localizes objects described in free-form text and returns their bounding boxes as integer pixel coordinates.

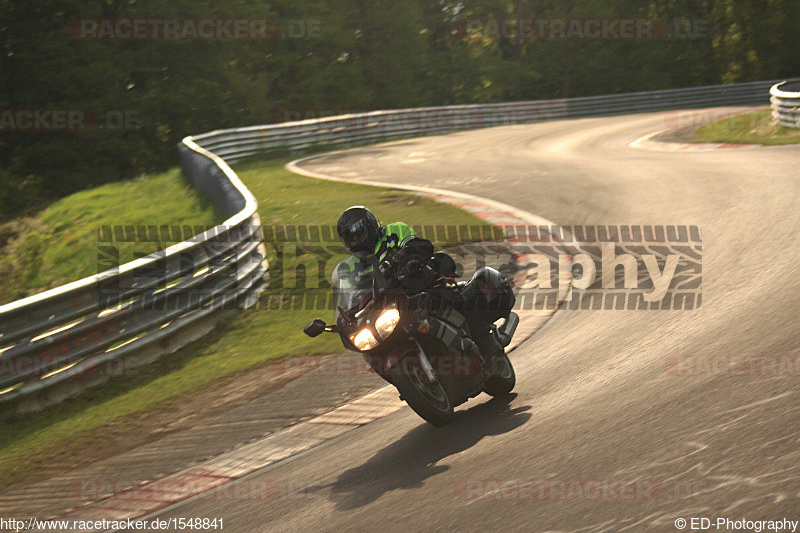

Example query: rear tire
[482,352,516,397]
[393,349,454,426]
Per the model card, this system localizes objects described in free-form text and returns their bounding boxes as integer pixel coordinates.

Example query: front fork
[409,337,438,384]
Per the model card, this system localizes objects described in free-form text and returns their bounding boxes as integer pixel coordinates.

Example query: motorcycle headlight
[375,307,400,339]
[351,328,379,351]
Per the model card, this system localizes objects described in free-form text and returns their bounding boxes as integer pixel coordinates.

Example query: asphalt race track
[150,109,800,532]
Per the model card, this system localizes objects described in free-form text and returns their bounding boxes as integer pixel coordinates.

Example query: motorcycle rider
[335,205,508,360]
[335,205,420,285]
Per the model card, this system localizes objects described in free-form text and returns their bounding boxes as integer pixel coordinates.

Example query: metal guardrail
[0,78,790,409]
[0,139,268,409]
[770,81,800,128]
[194,79,789,164]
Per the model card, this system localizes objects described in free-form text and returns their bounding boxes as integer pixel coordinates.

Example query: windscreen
[331,257,374,320]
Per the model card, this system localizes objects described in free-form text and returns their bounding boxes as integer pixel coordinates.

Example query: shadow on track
[305,394,531,510]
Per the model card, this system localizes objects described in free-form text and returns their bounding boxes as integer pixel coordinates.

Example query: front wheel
[393,350,454,426]
[482,352,516,397]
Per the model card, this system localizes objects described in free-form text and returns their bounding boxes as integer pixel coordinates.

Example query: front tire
[482,352,516,397]
[393,349,454,426]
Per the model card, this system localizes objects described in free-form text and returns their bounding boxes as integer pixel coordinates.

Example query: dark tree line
[1,0,797,219]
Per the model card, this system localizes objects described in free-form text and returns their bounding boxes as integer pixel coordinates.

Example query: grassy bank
[694,109,800,145]
[0,158,487,486]
[0,169,220,305]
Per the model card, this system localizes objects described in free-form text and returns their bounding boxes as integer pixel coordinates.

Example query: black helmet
[337,206,383,257]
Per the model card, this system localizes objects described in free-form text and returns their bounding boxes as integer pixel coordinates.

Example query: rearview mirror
[304,319,327,337]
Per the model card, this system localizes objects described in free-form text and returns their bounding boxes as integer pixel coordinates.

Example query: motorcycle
[303,238,519,426]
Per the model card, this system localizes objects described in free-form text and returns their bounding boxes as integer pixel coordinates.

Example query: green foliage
[1,0,797,220]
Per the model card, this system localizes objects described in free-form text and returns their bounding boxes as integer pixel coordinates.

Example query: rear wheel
[482,352,516,397]
[393,347,454,426]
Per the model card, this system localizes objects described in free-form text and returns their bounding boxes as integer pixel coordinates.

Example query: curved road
[154,109,800,532]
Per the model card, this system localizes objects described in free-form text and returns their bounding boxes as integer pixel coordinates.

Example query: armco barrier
[192,79,794,164]
[0,79,791,410]
[770,81,800,128]
[0,139,268,411]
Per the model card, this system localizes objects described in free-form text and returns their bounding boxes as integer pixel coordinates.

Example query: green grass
[694,109,800,145]
[0,169,220,305]
[0,158,488,486]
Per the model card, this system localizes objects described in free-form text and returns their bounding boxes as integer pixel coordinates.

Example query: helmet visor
[342,220,373,255]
